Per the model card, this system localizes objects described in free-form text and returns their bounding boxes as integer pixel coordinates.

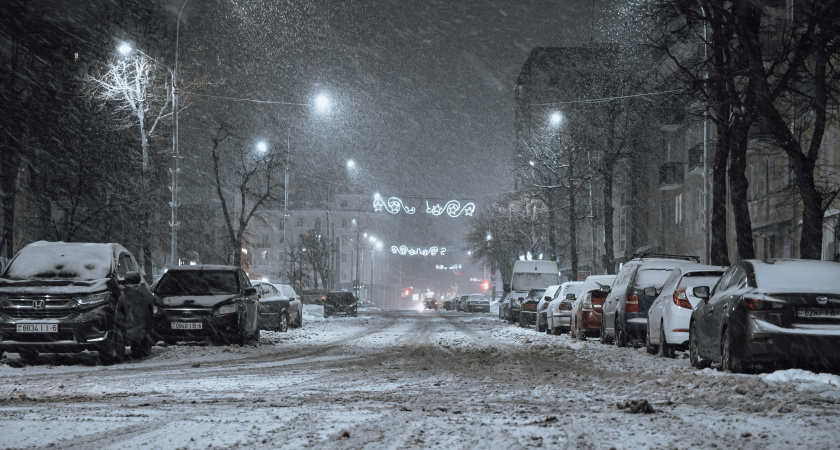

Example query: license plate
[16,323,58,333]
[797,308,840,319]
[171,322,203,330]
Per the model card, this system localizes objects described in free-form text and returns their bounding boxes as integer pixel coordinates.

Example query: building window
[748,164,755,200]
[296,217,303,227]
[341,219,348,228]
[314,218,321,230]
[675,193,683,224]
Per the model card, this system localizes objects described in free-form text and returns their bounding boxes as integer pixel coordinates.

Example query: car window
[726,268,748,291]
[154,270,238,295]
[710,269,733,295]
[283,286,298,297]
[633,268,674,289]
[117,254,135,278]
[237,270,251,291]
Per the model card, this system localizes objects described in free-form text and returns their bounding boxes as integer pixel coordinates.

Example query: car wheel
[99,318,126,365]
[614,319,627,348]
[689,322,710,369]
[645,326,656,354]
[18,349,39,363]
[658,322,674,358]
[721,328,743,373]
[296,312,303,328]
[518,312,525,328]
[130,312,154,359]
[253,328,261,343]
[278,313,290,333]
[599,321,610,344]
[536,317,544,333]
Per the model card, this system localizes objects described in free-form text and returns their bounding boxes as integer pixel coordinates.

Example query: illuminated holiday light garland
[373,196,416,214]
[391,245,447,256]
[372,195,475,217]
[425,200,476,217]
[436,264,462,270]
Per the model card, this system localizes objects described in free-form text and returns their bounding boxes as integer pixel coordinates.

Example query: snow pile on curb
[302,304,325,322]
[761,368,840,388]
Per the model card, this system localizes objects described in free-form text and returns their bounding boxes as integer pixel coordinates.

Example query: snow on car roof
[751,259,840,293]
[4,241,115,281]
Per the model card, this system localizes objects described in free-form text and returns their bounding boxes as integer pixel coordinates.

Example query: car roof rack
[630,252,700,263]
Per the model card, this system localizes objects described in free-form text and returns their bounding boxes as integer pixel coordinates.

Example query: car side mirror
[600,285,611,293]
[503,283,511,293]
[644,287,657,297]
[566,293,576,300]
[243,287,257,297]
[693,286,710,300]
[122,271,142,285]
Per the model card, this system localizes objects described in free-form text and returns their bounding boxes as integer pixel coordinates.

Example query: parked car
[519,288,545,327]
[498,292,510,320]
[535,284,563,333]
[275,283,303,328]
[443,298,456,311]
[545,281,584,334]
[456,295,470,312]
[152,265,260,346]
[324,290,358,317]
[463,294,490,313]
[569,275,616,340]
[0,241,154,365]
[690,259,840,373]
[252,281,293,332]
[424,298,439,310]
[506,260,561,324]
[646,265,725,357]
[601,253,701,347]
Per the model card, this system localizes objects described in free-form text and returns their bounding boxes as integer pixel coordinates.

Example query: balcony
[659,162,685,190]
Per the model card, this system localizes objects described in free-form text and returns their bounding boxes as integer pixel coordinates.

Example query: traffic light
[404,289,410,296]
[482,281,490,291]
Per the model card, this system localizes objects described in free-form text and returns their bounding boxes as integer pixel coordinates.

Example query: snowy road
[2,307,840,449]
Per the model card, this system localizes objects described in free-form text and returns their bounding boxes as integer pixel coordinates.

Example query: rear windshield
[328,293,355,304]
[563,284,583,297]
[155,270,238,296]
[634,268,674,289]
[512,272,560,291]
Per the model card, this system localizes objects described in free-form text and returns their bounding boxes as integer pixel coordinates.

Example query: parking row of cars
[0,241,304,365]
[510,252,840,374]
[442,294,491,313]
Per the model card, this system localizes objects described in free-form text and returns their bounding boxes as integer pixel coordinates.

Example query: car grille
[2,297,77,319]
[163,308,212,319]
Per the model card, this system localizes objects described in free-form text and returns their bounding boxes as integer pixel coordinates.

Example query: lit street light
[550,111,563,126]
[256,141,268,153]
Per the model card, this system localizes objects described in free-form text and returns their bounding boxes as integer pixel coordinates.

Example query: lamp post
[281,94,331,283]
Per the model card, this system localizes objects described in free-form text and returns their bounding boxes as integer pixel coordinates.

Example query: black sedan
[152,265,260,346]
[689,259,840,373]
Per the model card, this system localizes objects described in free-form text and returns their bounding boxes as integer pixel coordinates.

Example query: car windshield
[3,243,112,281]
[512,273,560,291]
[527,289,546,299]
[154,270,238,296]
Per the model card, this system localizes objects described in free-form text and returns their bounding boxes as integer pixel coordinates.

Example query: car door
[116,251,149,341]
[649,269,681,345]
[697,267,738,359]
[238,270,259,333]
[283,285,301,322]
[604,264,633,336]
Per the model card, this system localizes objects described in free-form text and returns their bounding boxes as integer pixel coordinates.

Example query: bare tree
[210,122,286,269]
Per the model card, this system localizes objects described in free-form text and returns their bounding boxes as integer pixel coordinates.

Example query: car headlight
[75,292,110,306]
[214,304,238,316]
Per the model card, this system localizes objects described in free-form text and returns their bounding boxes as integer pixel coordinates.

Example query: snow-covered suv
[0,241,154,364]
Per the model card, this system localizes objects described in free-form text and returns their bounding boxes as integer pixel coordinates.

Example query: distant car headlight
[75,292,110,306]
[214,304,238,316]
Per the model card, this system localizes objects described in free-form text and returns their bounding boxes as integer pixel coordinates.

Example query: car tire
[721,327,744,373]
[689,322,710,369]
[278,313,289,333]
[18,349,38,363]
[657,323,674,358]
[130,312,154,359]
[253,328,261,343]
[645,326,656,354]
[296,312,303,328]
[614,319,627,348]
[599,321,610,344]
[99,317,126,365]
[536,317,544,333]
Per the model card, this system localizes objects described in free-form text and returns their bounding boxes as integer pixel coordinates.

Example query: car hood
[156,294,236,307]
[0,277,111,296]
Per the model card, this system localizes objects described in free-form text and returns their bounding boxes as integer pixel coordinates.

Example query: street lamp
[256,141,268,153]
[281,93,332,283]
[550,111,563,126]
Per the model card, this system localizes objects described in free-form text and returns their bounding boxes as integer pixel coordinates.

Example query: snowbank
[761,368,840,387]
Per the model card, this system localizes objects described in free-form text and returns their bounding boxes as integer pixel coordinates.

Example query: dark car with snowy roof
[0,241,154,365]
[324,290,358,317]
[152,265,260,346]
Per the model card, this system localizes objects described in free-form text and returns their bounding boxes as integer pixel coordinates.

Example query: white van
[504,260,560,323]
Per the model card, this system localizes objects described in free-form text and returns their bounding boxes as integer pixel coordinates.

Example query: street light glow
[550,111,563,126]
[118,43,133,55]
[347,159,356,169]
[256,141,268,153]
[315,93,331,113]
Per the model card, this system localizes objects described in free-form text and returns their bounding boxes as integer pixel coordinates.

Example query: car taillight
[559,302,572,311]
[626,294,639,312]
[523,303,536,311]
[672,289,692,309]
[582,293,592,309]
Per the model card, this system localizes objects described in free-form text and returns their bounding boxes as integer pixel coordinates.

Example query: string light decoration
[425,200,475,217]
[391,245,447,256]
[436,264,462,270]
[372,194,475,217]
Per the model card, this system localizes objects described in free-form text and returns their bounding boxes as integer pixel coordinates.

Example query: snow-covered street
[2,307,839,449]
